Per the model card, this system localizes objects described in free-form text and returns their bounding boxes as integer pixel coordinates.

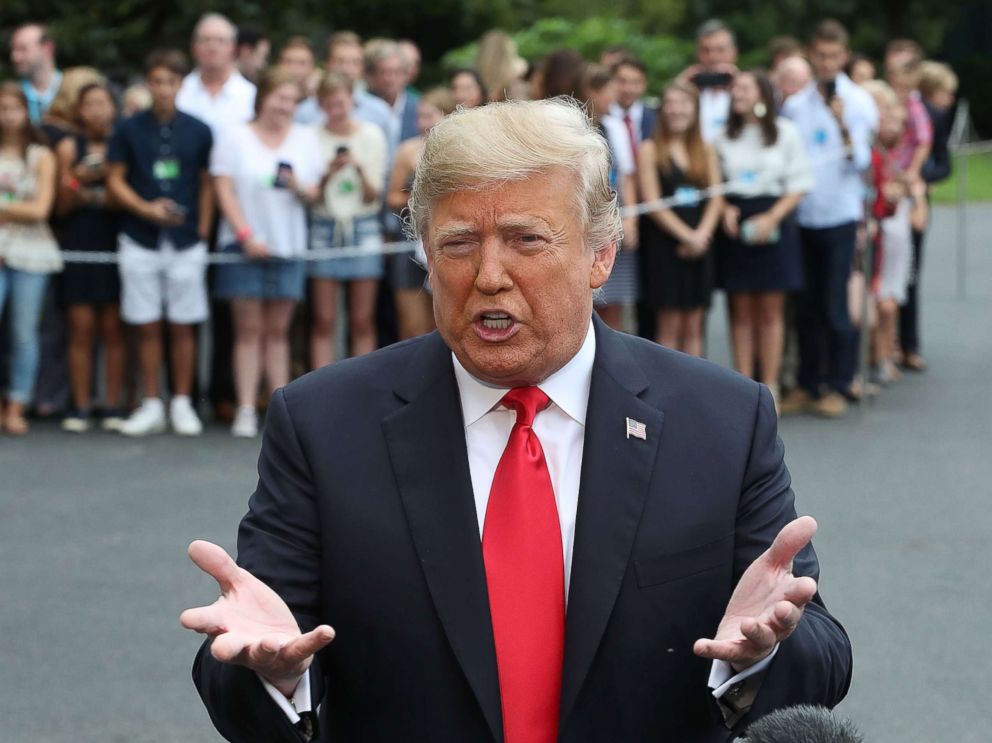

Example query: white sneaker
[231,405,258,438]
[170,396,203,436]
[119,399,167,437]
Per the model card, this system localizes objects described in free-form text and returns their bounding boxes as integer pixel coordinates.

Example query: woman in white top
[713,70,812,406]
[0,83,60,435]
[308,72,388,368]
[212,67,323,437]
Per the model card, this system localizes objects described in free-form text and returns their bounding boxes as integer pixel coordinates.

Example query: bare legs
[311,278,382,368]
[232,298,297,408]
[729,292,785,387]
[395,288,434,341]
[656,308,706,357]
[67,304,125,411]
[134,321,195,399]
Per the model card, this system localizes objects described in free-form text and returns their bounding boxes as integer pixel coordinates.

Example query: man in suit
[607,56,658,147]
[604,55,658,341]
[182,99,852,742]
[365,38,420,153]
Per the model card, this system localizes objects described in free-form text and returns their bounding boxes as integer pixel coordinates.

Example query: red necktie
[624,111,640,173]
[483,387,565,743]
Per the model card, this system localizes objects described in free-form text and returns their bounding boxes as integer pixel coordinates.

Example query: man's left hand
[693,516,819,671]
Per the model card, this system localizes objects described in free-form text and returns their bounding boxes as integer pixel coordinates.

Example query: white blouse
[713,117,813,199]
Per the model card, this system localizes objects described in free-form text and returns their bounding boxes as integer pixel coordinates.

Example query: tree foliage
[0,0,986,133]
[443,17,694,93]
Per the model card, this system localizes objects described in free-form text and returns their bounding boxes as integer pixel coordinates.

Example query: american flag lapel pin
[626,417,647,440]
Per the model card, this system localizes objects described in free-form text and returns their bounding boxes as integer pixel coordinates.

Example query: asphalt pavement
[1,205,989,742]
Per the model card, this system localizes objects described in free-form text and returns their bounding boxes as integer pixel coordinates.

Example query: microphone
[735,705,862,742]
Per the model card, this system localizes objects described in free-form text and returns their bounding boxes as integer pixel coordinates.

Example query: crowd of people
[0,14,960,437]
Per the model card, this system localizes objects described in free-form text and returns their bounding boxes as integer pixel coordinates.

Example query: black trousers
[899,227,925,354]
[797,222,858,396]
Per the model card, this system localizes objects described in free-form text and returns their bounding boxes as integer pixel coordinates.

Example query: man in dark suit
[605,56,659,343]
[608,56,658,146]
[365,38,420,150]
[182,99,852,743]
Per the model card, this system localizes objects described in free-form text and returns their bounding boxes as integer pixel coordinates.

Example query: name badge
[673,186,700,206]
[153,158,180,181]
[813,128,828,146]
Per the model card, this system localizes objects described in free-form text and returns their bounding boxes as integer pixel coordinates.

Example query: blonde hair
[918,61,958,97]
[408,98,621,253]
[46,67,105,127]
[475,30,526,103]
[316,70,353,100]
[421,86,455,116]
[861,79,900,111]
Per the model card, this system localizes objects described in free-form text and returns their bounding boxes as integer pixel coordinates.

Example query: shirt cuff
[707,644,779,699]
[259,671,312,723]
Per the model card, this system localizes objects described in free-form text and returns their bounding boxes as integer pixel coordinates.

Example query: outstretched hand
[180,540,335,697]
[694,516,819,671]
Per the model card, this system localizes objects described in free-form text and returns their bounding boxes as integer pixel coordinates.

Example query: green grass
[932,150,992,203]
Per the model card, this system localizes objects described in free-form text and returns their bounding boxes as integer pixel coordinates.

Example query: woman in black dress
[712,70,811,406]
[637,81,722,356]
[55,82,124,432]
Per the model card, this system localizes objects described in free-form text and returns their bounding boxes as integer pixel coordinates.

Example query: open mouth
[473,311,519,341]
[479,311,513,330]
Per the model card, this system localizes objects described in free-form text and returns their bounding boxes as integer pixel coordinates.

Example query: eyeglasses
[195,35,234,45]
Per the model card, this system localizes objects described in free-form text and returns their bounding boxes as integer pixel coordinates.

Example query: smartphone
[823,79,837,101]
[692,71,734,90]
[81,152,105,171]
[274,161,294,189]
[166,202,188,220]
[741,218,779,245]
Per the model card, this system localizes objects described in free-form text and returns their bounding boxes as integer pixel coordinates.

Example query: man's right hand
[180,540,336,697]
[143,198,185,227]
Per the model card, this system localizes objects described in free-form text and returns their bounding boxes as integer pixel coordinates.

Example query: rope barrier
[56,146,855,265]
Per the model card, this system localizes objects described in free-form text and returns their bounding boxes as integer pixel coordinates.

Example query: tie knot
[501,386,550,428]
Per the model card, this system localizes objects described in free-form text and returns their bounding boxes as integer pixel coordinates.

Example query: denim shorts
[308,215,385,281]
[213,243,306,301]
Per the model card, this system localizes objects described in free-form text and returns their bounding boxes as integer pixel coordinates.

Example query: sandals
[902,352,928,372]
[2,414,29,436]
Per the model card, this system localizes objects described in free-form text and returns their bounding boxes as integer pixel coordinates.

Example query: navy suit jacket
[193,317,852,742]
[640,104,658,142]
[399,91,420,144]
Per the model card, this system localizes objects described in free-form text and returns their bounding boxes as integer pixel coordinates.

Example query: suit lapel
[559,319,665,725]
[382,334,504,742]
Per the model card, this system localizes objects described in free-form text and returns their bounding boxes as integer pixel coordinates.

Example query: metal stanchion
[857,229,875,408]
[955,149,968,301]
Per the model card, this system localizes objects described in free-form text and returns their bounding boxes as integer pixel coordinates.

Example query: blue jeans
[0,266,50,404]
[797,223,858,396]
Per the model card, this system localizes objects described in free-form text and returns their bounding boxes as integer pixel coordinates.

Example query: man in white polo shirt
[177,13,256,137]
[176,13,256,427]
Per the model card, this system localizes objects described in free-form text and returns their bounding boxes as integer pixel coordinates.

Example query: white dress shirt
[607,100,646,143]
[453,321,596,598]
[263,321,773,717]
[781,73,878,228]
[699,88,731,143]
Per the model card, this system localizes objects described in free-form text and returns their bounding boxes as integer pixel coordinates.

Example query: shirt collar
[189,69,246,99]
[390,91,406,116]
[452,320,596,428]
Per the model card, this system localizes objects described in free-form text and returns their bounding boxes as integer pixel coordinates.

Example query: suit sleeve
[192,387,328,742]
[717,384,853,729]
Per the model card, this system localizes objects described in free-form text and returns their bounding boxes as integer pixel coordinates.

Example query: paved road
[1,206,989,741]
